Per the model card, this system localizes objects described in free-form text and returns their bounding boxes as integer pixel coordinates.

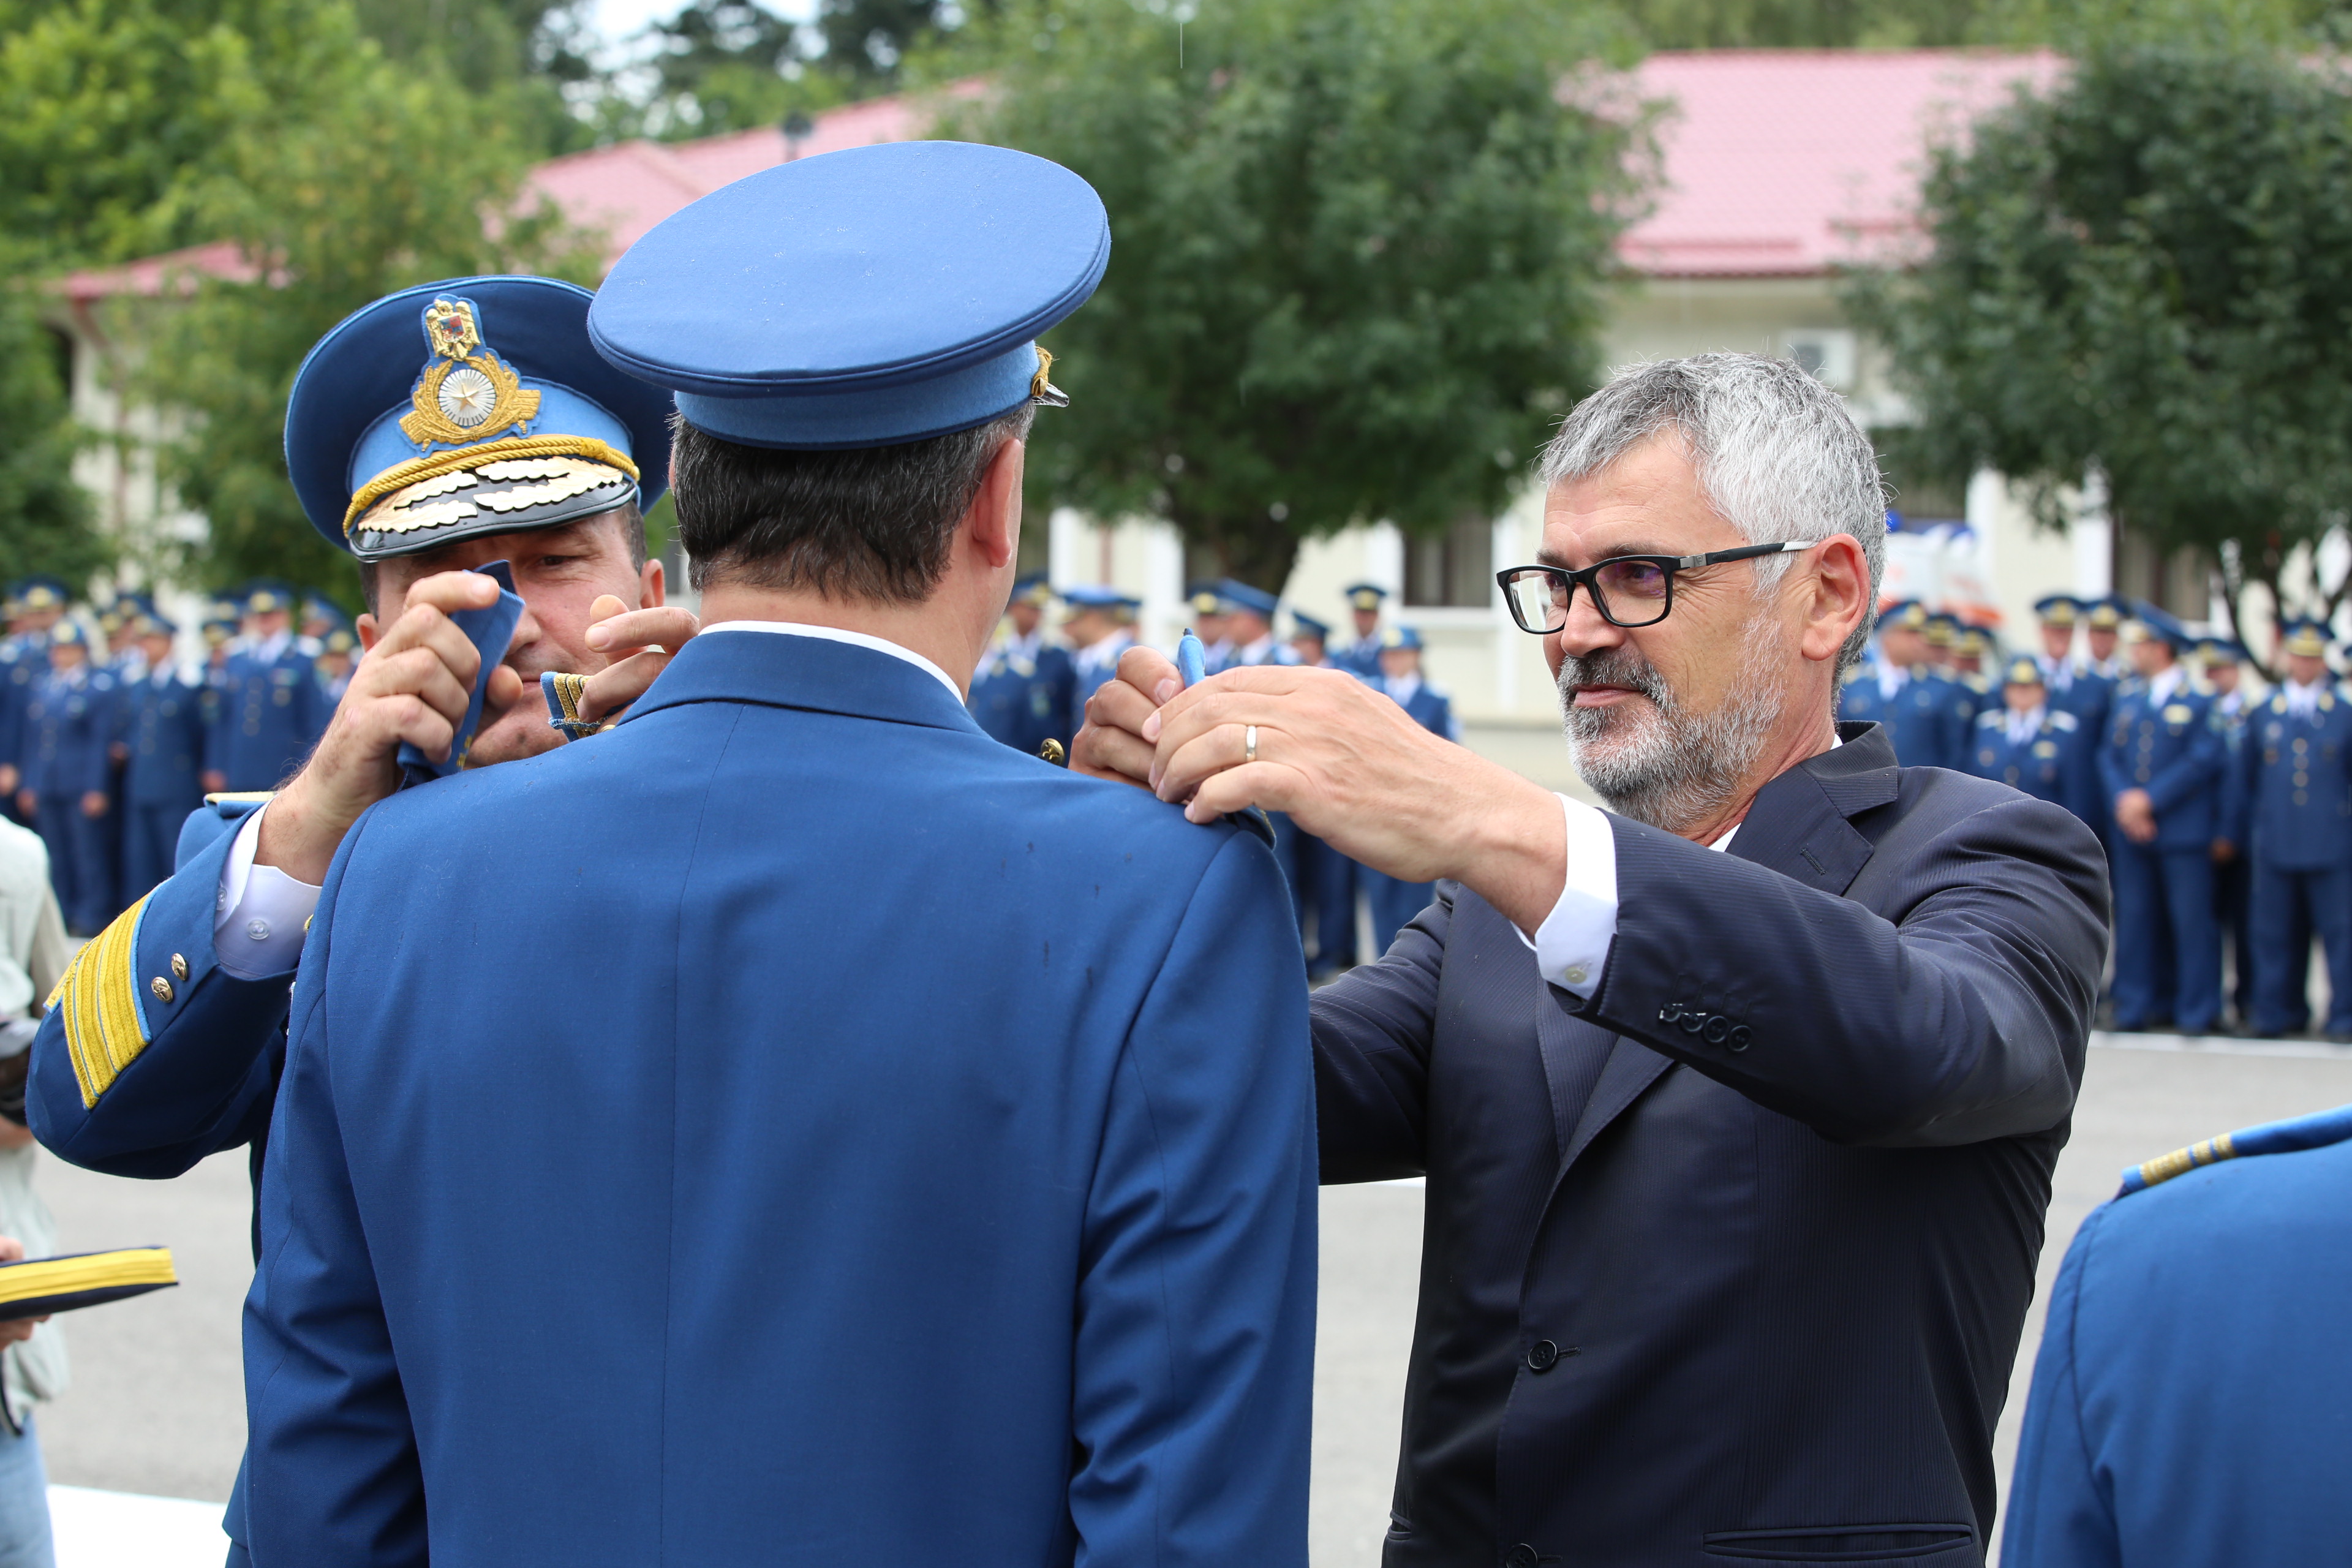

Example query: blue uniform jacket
[2002,1120,2352,1566]
[1383,680,1458,742]
[207,641,329,791]
[0,637,42,776]
[20,668,117,802]
[2043,662,2112,738]
[31,796,287,1180]
[1836,665,1973,770]
[2235,689,2352,870]
[967,639,1076,756]
[116,666,211,806]
[1963,706,2097,827]
[2097,680,2228,849]
[243,630,1317,1568]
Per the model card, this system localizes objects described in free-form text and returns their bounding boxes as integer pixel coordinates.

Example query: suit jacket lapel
[1545,724,1901,1181]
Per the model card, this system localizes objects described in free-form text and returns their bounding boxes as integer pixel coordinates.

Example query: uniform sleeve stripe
[49,894,156,1109]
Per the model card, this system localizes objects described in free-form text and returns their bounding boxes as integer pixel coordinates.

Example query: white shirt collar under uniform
[2285,677,2327,719]
[698,621,962,701]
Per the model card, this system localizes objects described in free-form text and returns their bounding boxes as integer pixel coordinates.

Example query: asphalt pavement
[28,1035,2352,1565]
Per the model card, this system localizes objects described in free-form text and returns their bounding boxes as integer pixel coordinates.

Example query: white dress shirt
[2283,677,2326,720]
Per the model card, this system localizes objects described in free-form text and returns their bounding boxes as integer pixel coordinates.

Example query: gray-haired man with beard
[1075,353,2109,1567]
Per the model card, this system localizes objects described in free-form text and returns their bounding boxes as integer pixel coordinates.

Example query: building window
[1404,516,1493,608]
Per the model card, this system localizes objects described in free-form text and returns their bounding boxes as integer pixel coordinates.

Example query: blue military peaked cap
[1218,580,1280,618]
[47,619,88,648]
[2084,596,2125,630]
[1343,582,1388,611]
[1061,586,1140,612]
[7,576,69,616]
[1188,584,1233,616]
[302,595,352,633]
[2278,618,2331,659]
[2034,594,2079,627]
[1877,598,1930,632]
[242,580,299,617]
[2004,655,2044,687]
[1380,625,1424,652]
[285,276,674,562]
[139,613,179,638]
[2127,601,2192,650]
[1291,610,1330,639]
[1009,575,1055,608]
[2192,635,2246,668]
[589,141,1109,452]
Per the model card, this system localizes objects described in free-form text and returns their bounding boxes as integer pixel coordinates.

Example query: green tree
[627,0,848,139]
[940,0,1645,592]
[1845,40,2352,646]
[0,284,102,589]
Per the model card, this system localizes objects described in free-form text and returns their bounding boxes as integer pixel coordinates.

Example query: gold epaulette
[47,894,158,1109]
[2129,1133,2239,1193]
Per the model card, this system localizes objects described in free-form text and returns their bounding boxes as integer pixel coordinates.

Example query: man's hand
[79,791,107,819]
[11,791,30,820]
[579,597,699,723]
[1075,646,1567,935]
[2114,788,2157,845]
[0,1236,45,1347]
[257,571,518,886]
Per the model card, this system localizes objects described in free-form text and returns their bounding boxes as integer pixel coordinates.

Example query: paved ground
[26,1035,2352,1564]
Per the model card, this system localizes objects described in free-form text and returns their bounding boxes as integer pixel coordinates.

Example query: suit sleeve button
[1526,1339,1559,1372]
[1506,1545,1540,1568]
[1728,1025,1752,1052]
[1702,1016,1730,1045]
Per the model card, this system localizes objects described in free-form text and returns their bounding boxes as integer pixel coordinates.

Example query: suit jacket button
[1680,1010,1708,1035]
[1527,1339,1559,1373]
[1506,1546,1540,1568]
[1727,1025,1752,1052]
[1702,1016,1730,1045]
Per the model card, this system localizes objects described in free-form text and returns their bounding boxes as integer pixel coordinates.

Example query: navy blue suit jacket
[243,630,1318,1567]
[1311,723,2109,1567]
[2003,1131,2352,1566]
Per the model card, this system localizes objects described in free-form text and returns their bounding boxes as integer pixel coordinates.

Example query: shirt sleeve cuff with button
[213,801,323,980]
[1511,793,1619,999]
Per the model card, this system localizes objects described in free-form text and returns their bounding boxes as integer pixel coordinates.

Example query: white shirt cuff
[1515,794,1619,998]
[213,801,322,980]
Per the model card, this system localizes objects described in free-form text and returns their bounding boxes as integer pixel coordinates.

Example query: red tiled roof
[61,53,2063,298]
[58,239,262,304]
[1617,49,2063,277]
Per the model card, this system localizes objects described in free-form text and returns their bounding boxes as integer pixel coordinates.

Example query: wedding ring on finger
[1245,724,1259,764]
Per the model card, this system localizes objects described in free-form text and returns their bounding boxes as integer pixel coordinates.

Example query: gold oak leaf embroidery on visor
[357,456,628,535]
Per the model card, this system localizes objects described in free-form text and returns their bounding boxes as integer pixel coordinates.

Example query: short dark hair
[668,405,1035,604]
[353,503,647,615]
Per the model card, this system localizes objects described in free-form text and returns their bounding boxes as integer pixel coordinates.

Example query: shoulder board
[2117,1102,2352,1197]
[202,791,276,808]
[1975,709,2001,729]
[2050,710,2078,731]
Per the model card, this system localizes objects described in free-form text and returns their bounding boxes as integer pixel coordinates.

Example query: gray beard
[1558,619,1785,835]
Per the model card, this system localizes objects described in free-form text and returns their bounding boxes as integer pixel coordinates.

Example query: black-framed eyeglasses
[1495,541,1822,634]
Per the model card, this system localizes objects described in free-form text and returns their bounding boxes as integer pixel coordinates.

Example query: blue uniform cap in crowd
[1188,584,1233,616]
[2084,597,2125,630]
[303,595,352,631]
[7,577,69,616]
[2033,594,2079,627]
[1877,599,1930,632]
[1218,579,1281,618]
[589,141,1108,452]
[2279,618,2332,659]
[2192,636,2245,668]
[138,613,179,638]
[47,620,87,648]
[1061,585,1140,612]
[1923,611,1959,646]
[1380,625,1424,652]
[1009,574,1055,608]
[285,276,675,563]
[1343,582,1389,612]
[2003,655,2044,687]
[2127,601,2192,650]
[1291,611,1330,640]
[243,580,300,617]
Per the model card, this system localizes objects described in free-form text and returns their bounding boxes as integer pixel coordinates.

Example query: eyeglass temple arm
[1674,540,1823,570]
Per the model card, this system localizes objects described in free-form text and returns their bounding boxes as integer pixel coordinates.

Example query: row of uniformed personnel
[1847,590,2352,1039]
[0,580,347,935]
[969,576,1455,978]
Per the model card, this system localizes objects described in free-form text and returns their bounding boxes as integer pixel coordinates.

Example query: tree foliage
[0,289,102,589]
[943,0,1645,591]
[1845,40,2352,638]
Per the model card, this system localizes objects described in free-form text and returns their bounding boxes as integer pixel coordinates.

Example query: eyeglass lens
[1503,560,1673,632]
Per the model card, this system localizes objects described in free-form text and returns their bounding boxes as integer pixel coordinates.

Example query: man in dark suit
[1077,352,2110,1566]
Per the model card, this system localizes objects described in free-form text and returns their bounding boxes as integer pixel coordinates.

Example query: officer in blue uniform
[29,273,680,1568]
[2003,1101,2352,1565]
[16,620,116,935]
[0,578,70,828]
[2098,603,2228,1034]
[1186,582,1237,671]
[1283,611,1357,978]
[112,613,209,903]
[2032,593,2114,741]
[1362,625,1460,953]
[1060,585,1139,741]
[203,581,329,794]
[2082,594,2129,680]
[1962,656,2097,824]
[1330,581,1387,676]
[1949,622,1997,723]
[2234,619,2352,1039]
[1218,579,1300,669]
[1837,600,1974,769]
[969,575,1075,756]
[2198,635,2257,1029]
[228,140,1312,1566]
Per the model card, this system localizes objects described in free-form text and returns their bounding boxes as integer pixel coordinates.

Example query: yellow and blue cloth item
[284,275,674,562]
[587,141,1106,451]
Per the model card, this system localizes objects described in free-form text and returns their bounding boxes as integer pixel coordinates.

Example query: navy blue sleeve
[244,811,426,1567]
[2000,1205,2122,1568]
[29,802,289,1177]
[1070,829,1316,1568]
[1583,791,2107,1147]
[1306,884,1450,1181]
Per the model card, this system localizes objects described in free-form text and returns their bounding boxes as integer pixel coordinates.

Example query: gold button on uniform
[150,977,173,1002]
[170,954,187,981]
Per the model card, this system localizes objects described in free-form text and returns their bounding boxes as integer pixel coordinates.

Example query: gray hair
[1537,353,1887,674]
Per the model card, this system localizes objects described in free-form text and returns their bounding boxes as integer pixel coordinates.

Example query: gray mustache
[1558,649,1672,710]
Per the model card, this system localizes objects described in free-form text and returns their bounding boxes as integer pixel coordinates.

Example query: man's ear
[967,437,1026,570]
[639,555,666,609]
[1799,533,1869,665]
[355,613,381,654]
